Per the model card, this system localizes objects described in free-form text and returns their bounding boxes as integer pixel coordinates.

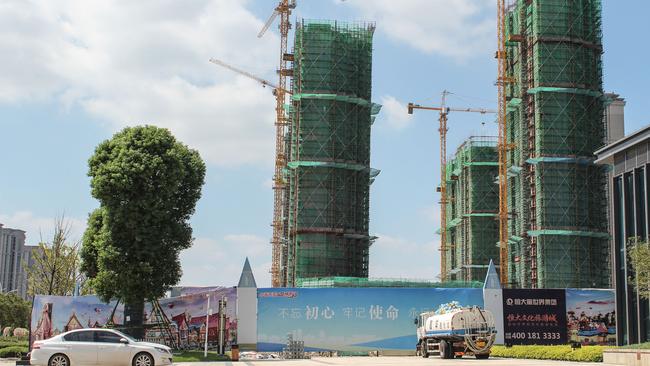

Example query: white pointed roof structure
[483,259,501,289]
[237,257,257,288]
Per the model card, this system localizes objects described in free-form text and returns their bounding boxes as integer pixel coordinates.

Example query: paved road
[0,356,623,366]
[177,356,620,366]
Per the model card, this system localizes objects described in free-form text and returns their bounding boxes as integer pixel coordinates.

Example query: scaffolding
[283,20,380,286]
[504,0,609,288]
[445,137,500,282]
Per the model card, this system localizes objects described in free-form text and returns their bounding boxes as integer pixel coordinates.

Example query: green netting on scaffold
[444,137,500,282]
[286,20,377,286]
[503,0,607,288]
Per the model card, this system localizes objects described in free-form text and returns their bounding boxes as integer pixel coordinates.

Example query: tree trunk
[124,299,145,339]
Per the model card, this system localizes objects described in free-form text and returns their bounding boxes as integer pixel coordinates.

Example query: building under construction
[503,0,609,288]
[281,20,381,287]
[445,137,500,282]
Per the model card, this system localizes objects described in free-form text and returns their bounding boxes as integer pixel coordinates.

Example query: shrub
[0,340,29,348]
[0,345,29,358]
[491,345,603,362]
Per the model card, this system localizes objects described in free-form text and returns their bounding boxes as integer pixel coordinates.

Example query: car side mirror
[414,318,419,325]
[119,338,129,344]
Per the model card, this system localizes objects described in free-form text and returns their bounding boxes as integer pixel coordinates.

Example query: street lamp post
[204,294,211,358]
[218,296,227,355]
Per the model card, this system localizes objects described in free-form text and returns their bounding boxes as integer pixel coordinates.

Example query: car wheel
[48,354,69,366]
[133,353,154,366]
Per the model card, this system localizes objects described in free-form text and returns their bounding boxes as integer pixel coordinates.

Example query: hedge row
[620,342,650,349]
[0,340,29,348]
[0,345,29,358]
[491,345,604,362]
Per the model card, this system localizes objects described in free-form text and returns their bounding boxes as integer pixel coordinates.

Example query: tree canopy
[0,293,31,329]
[81,126,206,305]
[628,239,650,300]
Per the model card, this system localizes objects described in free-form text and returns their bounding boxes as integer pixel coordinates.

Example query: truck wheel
[439,340,453,359]
[475,353,490,359]
[418,341,427,358]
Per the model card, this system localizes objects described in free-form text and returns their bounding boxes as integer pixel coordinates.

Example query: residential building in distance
[0,223,39,299]
[604,93,626,144]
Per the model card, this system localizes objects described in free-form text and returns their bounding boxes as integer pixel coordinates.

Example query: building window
[635,167,647,239]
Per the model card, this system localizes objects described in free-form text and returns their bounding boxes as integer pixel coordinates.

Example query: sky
[1,0,648,288]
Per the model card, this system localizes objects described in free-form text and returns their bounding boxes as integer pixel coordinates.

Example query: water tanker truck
[415,303,496,359]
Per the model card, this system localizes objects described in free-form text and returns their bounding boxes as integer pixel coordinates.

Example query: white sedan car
[30,329,173,366]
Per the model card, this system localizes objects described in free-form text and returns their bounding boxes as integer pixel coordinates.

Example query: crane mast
[408,92,496,282]
[497,0,510,286]
[261,0,295,287]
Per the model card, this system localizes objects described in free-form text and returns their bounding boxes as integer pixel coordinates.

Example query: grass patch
[618,342,650,349]
[491,345,604,362]
[171,351,230,362]
[0,345,29,358]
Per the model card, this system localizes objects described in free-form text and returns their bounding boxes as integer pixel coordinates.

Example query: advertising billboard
[566,289,616,346]
[502,289,567,345]
[502,288,616,346]
[144,287,237,349]
[30,287,238,350]
[31,296,123,346]
[257,287,484,352]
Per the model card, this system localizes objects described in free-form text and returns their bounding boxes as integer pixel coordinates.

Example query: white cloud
[179,234,271,287]
[341,0,495,60]
[0,211,86,245]
[0,0,278,166]
[378,95,413,130]
[223,234,268,257]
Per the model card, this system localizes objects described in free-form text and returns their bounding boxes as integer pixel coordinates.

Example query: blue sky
[1,0,648,287]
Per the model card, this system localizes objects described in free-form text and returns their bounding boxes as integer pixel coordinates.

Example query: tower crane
[258,0,296,287]
[496,0,513,286]
[408,91,496,282]
[208,58,291,95]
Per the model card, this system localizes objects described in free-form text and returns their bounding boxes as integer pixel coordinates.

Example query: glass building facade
[596,125,650,345]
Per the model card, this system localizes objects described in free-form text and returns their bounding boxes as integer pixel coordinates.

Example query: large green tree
[81,126,205,337]
[628,239,650,300]
[0,293,31,329]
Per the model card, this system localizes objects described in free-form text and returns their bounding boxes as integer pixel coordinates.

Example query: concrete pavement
[0,356,623,366]
[174,356,620,366]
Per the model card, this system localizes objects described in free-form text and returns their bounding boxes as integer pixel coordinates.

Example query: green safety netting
[283,20,378,286]
[445,137,500,283]
[503,0,608,288]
